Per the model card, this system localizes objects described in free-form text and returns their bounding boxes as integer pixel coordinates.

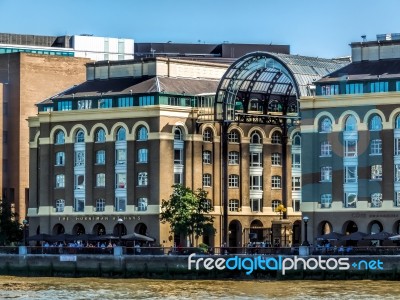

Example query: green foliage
[160,185,215,245]
[0,199,23,245]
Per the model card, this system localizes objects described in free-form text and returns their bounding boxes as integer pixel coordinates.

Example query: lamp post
[302,216,310,246]
[117,218,123,246]
[22,219,28,246]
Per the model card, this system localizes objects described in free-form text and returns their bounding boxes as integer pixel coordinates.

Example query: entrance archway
[93,223,106,236]
[134,223,147,235]
[343,221,358,235]
[72,223,85,235]
[52,223,65,235]
[250,219,264,242]
[228,220,242,249]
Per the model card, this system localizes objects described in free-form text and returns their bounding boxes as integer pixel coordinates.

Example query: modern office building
[0,53,90,221]
[28,53,346,247]
[301,33,400,243]
[0,33,134,61]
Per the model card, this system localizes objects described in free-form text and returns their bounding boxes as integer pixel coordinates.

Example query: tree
[160,185,215,247]
[0,199,23,245]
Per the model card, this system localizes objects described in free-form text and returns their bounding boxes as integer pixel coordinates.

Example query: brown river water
[0,277,399,299]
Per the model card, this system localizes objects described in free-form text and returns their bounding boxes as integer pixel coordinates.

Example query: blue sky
[1,0,399,58]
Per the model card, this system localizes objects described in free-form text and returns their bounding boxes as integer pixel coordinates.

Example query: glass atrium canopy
[214,52,348,123]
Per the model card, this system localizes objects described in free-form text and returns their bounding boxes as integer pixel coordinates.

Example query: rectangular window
[371,165,382,180]
[395,192,400,207]
[271,176,281,188]
[203,174,212,187]
[74,151,85,166]
[271,153,281,166]
[250,152,262,167]
[74,198,85,212]
[74,174,85,190]
[250,175,263,190]
[395,138,400,156]
[116,149,126,165]
[345,166,357,183]
[96,150,105,165]
[321,84,339,95]
[292,176,301,191]
[320,141,332,157]
[370,139,382,155]
[344,140,357,157]
[203,151,211,164]
[250,198,261,212]
[320,194,332,208]
[138,172,148,186]
[137,149,148,163]
[55,174,65,188]
[174,149,183,165]
[228,151,239,165]
[117,97,133,107]
[291,153,301,168]
[57,100,72,111]
[77,99,92,110]
[228,174,239,187]
[395,165,400,182]
[96,173,105,187]
[344,193,357,208]
[292,199,301,212]
[138,198,148,211]
[55,152,65,166]
[139,96,155,106]
[174,173,183,185]
[96,199,105,212]
[320,166,332,182]
[116,173,127,189]
[345,83,364,94]
[229,199,240,212]
[98,98,113,108]
[370,81,388,93]
[115,197,126,212]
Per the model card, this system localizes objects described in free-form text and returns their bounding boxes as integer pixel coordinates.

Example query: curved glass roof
[214,52,348,122]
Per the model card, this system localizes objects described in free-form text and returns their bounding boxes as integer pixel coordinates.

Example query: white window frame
[228,174,239,188]
[116,173,127,189]
[320,194,332,208]
[203,173,212,187]
[137,148,148,163]
[228,151,239,165]
[371,193,382,208]
[320,141,332,157]
[138,172,148,186]
[55,174,65,188]
[370,139,382,155]
[96,198,105,212]
[138,198,148,211]
[74,198,85,212]
[115,197,126,212]
[271,175,281,189]
[371,165,382,180]
[344,166,357,183]
[228,199,240,211]
[250,152,262,167]
[56,199,65,212]
[272,153,281,166]
[251,198,261,212]
[292,176,301,191]
[203,151,212,164]
[96,173,105,187]
[96,150,105,165]
[344,140,357,157]
[55,152,65,166]
[320,166,332,182]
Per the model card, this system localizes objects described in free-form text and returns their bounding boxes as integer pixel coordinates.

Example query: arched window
[56,199,65,212]
[369,115,382,131]
[345,115,357,131]
[55,130,65,145]
[250,132,262,144]
[203,128,212,142]
[228,130,240,143]
[292,132,301,146]
[174,128,183,140]
[137,126,148,141]
[95,128,106,142]
[116,127,126,141]
[320,117,332,133]
[271,132,282,144]
[396,115,400,129]
[75,129,85,143]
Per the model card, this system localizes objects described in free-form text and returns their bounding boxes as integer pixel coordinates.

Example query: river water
[0,277,399,299]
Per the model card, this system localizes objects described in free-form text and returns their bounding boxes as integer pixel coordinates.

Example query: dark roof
[316,59,400,83]
[41,76,220,103]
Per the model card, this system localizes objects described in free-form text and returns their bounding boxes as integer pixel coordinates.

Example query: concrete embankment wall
[1,254,400,280]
